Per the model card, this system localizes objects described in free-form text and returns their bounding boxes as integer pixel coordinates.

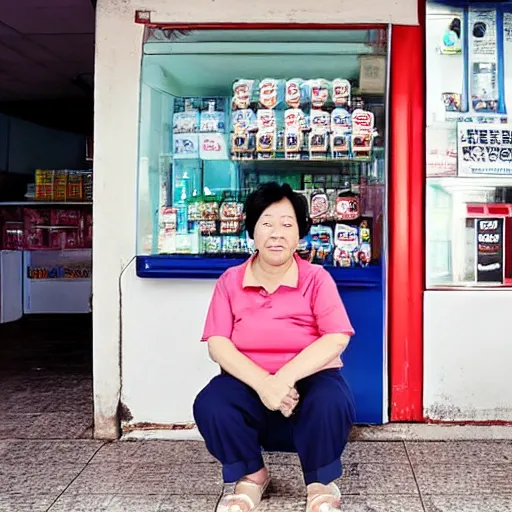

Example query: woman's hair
[244,182,312,239]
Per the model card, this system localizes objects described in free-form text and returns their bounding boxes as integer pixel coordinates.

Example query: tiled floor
[1,316,512,510]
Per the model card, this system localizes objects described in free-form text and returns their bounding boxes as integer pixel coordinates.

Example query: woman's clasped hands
[256,374,299,417]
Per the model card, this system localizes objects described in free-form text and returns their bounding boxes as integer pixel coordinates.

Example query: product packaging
[256,109,277,158]
[173,111,200,134]
[174,134,199,159]
[309,79,330,109]
[259,79,284,109]
[330,108,352,158]
[285,79,309,108]
[284,108,306,159]
[200,100,226,133]
[310,225,334,265]
[333,223,359,267]
[351,109,375,157]
[232,79,257,110]
[332,79,351,107]
[309,110,330,159]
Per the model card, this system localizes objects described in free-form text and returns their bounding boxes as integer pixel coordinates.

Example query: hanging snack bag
[309,110,330,159]
[199,220,217,235]
[351,109,375,157]
[309,79,330,108]
[259,79,283,109]
[332,79,351,107]
[310,190,330,223]
[310,225,334,265]
[219,200,244,234]
[357,219,372,267]
[334,193,360,221]
[286,79,309,108]
[284,109,305,159]
[333,223,359,267]
[330,108,352,158]
[232,79,256,110]
[200,199,220,221]
[256,109,277,157]
[231,109,257,158]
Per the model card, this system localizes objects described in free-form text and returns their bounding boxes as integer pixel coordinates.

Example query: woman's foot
[217,467,270,512]
[306,482,341,512]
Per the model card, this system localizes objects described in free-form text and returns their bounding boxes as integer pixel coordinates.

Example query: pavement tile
[90,440,215,465]
[340,495,425,512]
[414,463,512,495]
[423,494,512,511]
[407,440,512,464]
[0,493,57,512]
[66,463,223,495]
[0,440,104,465]
[0,463,84,494]
[263,442,409,467]
[338,463,419,495]
[0,412,91,439]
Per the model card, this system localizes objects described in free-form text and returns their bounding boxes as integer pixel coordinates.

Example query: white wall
[120,262,217,426]
[93,0,418,439]
[424,291,512,421]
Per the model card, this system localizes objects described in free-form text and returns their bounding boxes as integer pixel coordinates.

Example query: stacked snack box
[34,169,92,202]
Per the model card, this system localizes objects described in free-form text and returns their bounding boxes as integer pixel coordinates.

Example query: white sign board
[457,123,512,176]
[129,0,418,25]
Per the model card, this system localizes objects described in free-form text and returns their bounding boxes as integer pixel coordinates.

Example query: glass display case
[426,1,512,288]
[136,28,388,279]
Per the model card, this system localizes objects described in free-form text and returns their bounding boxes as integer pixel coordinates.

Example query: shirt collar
[242,253,300,289]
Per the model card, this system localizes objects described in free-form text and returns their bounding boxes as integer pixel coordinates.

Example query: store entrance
[0,139,93,438]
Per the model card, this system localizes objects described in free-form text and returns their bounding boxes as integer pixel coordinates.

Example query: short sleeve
[201,274,234,342]
[312,269,355,337]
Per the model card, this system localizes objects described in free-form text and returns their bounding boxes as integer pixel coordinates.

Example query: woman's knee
[299,373,355,423]
[193,374,252,426]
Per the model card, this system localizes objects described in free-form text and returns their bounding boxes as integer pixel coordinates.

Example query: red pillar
[388,3,426,421]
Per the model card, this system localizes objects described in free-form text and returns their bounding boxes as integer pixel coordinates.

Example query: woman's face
[253,198,299,266]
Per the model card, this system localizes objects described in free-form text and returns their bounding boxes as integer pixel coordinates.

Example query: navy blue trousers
[193,369,355,485]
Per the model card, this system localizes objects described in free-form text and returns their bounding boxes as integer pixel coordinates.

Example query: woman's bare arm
[275,333,350,387]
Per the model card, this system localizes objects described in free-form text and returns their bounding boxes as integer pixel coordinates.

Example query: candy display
[35,169,92,202]
[230,78,377,161]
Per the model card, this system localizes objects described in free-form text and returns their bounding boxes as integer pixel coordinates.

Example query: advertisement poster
[475,217,504,283]
[457,123,512,176]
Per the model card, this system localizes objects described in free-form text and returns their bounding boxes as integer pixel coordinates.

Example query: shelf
[136,254,383,286]
[0,202,93,206]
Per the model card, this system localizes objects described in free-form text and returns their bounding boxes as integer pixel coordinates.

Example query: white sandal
[216,476,271,512]
[306,482,342,512]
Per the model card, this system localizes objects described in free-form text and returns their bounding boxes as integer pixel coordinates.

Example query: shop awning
[145,0,419,27]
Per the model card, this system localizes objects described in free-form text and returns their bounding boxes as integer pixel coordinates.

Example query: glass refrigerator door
[136,29,388,280]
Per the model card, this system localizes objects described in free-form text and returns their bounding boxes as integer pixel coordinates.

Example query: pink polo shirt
[201,253,354,374]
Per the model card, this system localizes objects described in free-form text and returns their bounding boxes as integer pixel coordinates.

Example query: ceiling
[0,0,95,132]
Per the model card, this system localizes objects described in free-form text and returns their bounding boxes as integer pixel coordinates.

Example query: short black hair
[244,182,311,239]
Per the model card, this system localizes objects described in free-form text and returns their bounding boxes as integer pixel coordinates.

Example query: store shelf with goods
[0,202,93,206]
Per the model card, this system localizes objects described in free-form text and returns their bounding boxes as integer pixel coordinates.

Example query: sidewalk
[1,436,512,511]
[0,354,512,511]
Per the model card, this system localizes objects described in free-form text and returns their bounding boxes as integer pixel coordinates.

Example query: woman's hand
[256,375,299,411]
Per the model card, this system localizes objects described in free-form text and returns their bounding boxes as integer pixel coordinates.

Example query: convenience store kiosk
[93,0,423,438]
[424,0,512,421]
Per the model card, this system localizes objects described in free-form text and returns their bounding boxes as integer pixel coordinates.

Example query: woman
[193,182,356,512]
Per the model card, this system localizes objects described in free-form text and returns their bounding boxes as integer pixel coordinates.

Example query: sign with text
[458,123,512,176]
[475,218,504,283]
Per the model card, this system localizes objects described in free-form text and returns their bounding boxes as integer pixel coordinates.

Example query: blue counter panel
[136,254,385,424]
